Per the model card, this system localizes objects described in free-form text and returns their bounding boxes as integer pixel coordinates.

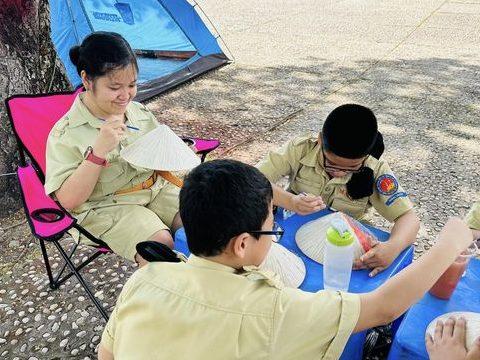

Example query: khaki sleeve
[369,162,414,223]
[466,202,480,230]
[271,289,360,360]
[100,306,117,353]
[256,137,305,183]
[44,131,83,196]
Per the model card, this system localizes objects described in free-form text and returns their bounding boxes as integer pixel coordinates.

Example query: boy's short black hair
[180,159,273,257]
[322,104,379,159]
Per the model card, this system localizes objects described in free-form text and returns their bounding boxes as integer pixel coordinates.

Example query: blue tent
[50,0,230,101]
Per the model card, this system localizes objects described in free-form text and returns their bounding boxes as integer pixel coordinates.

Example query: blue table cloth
[175,208,414,360]
[388,259,480,360]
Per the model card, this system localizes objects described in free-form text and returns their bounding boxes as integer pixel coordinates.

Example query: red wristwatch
[84,146,108,167]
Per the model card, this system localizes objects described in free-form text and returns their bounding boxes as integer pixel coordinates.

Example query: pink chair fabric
[17,164,75,239]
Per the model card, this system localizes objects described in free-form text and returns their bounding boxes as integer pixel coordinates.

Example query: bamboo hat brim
[259,242,306,288]
[120,125,200,171]
[295,212,376,265]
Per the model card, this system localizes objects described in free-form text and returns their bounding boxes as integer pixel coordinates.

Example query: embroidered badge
[386,192,408,206]
[376,174,398,196]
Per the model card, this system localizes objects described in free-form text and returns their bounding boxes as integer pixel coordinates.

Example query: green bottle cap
[326,226,354,246]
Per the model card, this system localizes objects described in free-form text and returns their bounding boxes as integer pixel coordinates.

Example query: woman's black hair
[69,31,138,79]
[322,104,385,200]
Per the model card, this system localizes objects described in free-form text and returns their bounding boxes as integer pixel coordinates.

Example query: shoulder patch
[376,174,398,196]
[385,192,408,206]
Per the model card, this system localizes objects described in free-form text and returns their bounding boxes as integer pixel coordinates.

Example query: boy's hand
[353,241,399,277]
[291,193,325,215]
[425,317,478,360]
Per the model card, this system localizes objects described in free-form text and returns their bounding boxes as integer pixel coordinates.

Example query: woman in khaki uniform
[44,32,181,265]
[257,104,420,276]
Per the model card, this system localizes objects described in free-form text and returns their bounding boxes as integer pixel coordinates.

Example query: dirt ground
[1,0,480,358]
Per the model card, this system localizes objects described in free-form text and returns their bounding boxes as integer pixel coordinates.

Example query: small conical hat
[120,125,200,171]
[295,212,376,265]
[426,312,480,351]
[259,242,306,288]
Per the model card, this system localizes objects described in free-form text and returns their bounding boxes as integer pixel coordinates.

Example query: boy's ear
[231,232,251,259]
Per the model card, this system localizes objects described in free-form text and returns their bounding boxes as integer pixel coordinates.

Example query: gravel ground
[1,0,480,358]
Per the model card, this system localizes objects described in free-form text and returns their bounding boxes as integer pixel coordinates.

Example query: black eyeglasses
[248,222,284,243]
[322,148,366,174]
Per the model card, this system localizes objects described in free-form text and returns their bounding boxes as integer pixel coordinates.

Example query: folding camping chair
[5,88,220,321]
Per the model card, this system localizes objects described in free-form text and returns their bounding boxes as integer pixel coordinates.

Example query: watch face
[84,146,93,158]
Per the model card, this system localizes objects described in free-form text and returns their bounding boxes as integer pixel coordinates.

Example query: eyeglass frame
[248,222,284,243]
[321,147,367,174]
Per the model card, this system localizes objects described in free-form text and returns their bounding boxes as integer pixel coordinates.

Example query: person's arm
[56,119,126,210]
[354,217,473,333]
[98,344,114,360]
[358,209,420,276]
[272,184,325,215]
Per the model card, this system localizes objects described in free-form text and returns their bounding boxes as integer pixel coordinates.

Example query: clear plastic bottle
[323,223,354,292]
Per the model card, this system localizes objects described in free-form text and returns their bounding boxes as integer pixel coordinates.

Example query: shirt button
[325,186,332,192]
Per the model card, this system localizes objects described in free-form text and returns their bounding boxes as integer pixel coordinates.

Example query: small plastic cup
[429,242,478,300]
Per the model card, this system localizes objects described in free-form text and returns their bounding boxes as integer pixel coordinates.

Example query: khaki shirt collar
[68,92,135,129]
[187,254,238,274]
[298,138,338,179]
[299,140,328,175]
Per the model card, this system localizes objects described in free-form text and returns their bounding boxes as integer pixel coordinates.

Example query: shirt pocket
[332,197,368,219]
[97,161,127,196]
[292,176,323,195]
[125,117,157,145]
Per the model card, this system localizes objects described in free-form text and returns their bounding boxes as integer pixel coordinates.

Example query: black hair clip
[346,167,375,200]
[136,241,181,263]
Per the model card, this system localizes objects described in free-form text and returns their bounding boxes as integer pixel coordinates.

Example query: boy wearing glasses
[99,159,473,360]
[257,104,420,276]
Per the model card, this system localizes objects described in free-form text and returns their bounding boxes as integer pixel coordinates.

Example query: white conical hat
[259,242,306,288]
[295,212,376,265]
[120,125,201,171]
[426,312,480,351]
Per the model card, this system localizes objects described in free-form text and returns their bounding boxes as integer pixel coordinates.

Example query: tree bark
[0,0,70,217]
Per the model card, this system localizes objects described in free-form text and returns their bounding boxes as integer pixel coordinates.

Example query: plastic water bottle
[323,220,354,292]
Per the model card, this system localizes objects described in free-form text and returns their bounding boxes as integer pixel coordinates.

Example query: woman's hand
[93,119,127,157]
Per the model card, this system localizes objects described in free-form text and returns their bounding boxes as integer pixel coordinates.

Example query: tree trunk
[0,0,70,217]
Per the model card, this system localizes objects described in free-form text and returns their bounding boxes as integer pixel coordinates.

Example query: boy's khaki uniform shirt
[257,134,413,222]
[44,93,180,260]
[466,202,480,230]
[101,255,360,360]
